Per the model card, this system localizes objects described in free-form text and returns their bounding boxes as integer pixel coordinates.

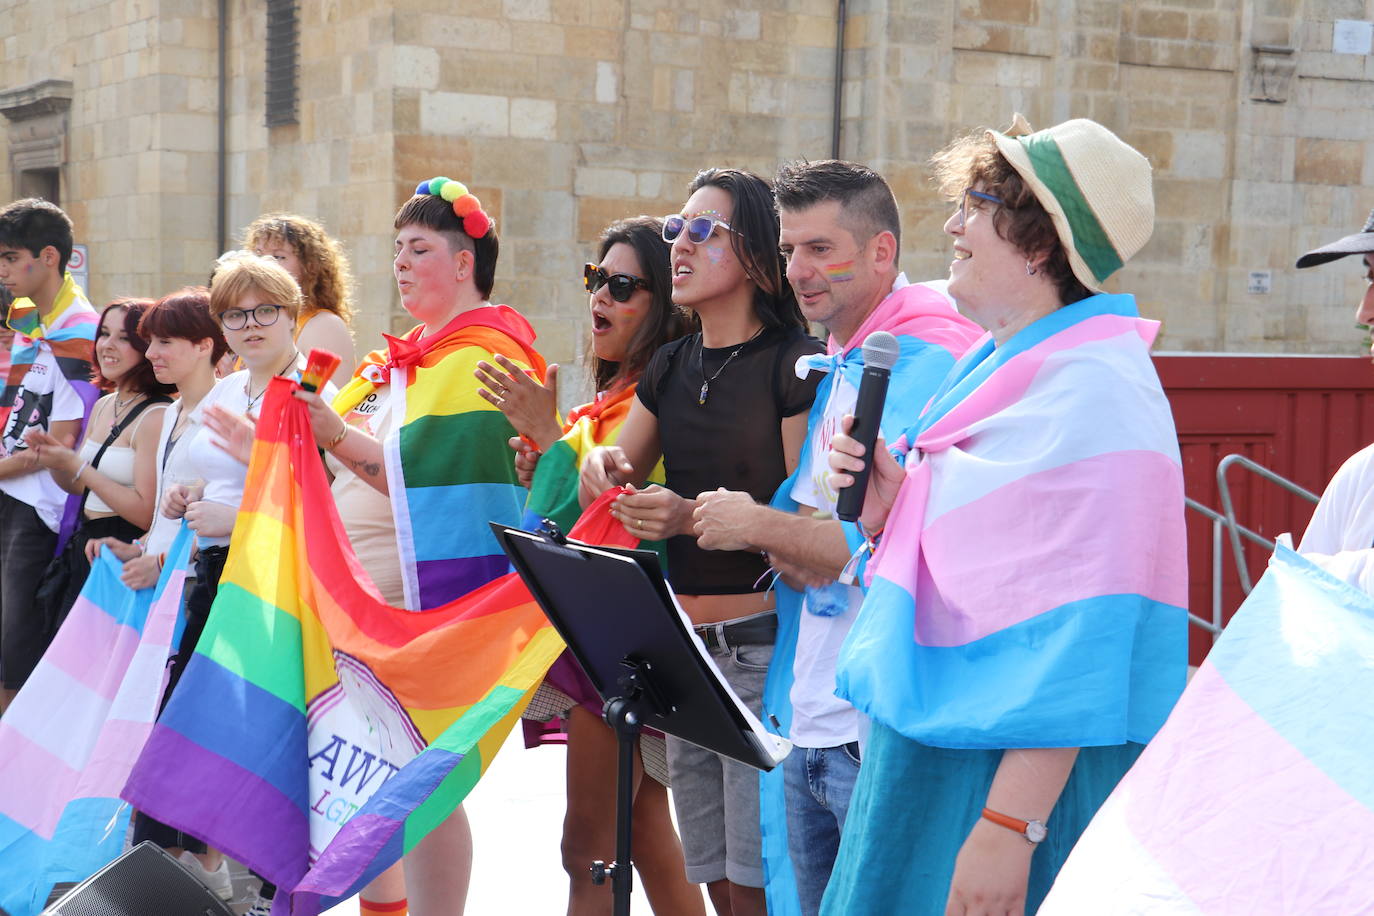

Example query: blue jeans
[783,741,861,916]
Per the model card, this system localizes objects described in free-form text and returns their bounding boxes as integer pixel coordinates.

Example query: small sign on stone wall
[1333,20,1373,55]
[1247,270,1273,294]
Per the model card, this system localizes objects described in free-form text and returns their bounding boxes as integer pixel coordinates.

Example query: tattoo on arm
[346,456,383,478]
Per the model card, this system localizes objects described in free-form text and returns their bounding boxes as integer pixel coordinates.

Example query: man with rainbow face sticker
[693,160,983,915]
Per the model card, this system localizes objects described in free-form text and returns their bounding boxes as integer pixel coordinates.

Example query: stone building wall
[2,0,1372,403]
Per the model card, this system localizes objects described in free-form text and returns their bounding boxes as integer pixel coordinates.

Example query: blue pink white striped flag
[0,524,192,916]
[836,293,1188,750]
[1043,541,1374,913]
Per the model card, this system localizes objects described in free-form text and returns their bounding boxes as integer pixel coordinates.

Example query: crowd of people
[1,111,1370,916]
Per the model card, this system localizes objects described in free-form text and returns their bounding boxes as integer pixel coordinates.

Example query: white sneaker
[244,892,275,916]
[175,850,234,901]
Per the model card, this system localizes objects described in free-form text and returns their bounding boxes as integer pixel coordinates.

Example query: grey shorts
[667,640,773,888]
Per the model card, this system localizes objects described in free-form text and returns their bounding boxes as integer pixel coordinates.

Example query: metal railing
[1184,453,1321,644]
[1215,454,1320,594]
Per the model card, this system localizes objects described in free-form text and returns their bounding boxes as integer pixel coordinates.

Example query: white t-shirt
[787,361,863,749]
[0,345,91,530]
[1300,443,1374,556]
[183,371,255,549]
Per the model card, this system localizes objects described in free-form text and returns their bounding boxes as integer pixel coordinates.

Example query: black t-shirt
[638,325,824,594]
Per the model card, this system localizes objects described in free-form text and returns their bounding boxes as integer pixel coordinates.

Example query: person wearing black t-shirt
[582,167,823,916]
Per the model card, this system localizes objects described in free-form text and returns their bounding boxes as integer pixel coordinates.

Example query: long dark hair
[687,168,805,332]
[590,216,696,391]
[96,299,175,396]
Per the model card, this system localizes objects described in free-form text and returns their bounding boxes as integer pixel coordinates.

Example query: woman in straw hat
[822,116,1189,914]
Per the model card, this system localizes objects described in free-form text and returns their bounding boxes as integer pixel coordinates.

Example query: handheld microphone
[835,331,900,522]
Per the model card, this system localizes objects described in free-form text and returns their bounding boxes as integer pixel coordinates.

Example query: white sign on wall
[69,244,88,294]
[1333,20,1373,55]
[1248,271,1273,295]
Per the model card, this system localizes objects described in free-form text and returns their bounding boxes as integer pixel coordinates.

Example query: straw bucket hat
[989,114,1154,291]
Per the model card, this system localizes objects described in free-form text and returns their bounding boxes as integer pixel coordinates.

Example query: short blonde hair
[209,253,303,321]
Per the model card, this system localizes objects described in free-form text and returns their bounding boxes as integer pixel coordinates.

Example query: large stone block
[1294,137,1364,186]
[420,91,510,137]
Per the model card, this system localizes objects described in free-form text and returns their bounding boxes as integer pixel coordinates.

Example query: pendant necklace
[245,349,302,413]
[698,327,762,406]
[112,390,143,422]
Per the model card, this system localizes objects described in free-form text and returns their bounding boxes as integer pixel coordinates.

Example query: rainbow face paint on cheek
[824,260,856,282]
[706,246,726,265]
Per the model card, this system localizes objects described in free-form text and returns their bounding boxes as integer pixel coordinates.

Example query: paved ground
[218,727,686,914]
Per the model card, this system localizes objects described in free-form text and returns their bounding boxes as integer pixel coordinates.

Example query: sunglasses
[220,303,287,331]
[662,214,741,245]
[584,263,651,302]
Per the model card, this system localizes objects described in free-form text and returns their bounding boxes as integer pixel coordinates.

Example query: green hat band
[1020,133,1123,284]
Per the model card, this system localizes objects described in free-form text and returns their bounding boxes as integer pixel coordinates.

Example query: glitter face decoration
[824,260,856,282]
[705,246,726,265]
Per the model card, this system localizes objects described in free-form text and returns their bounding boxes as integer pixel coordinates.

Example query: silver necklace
[697,328,762,406]
[245,350,301,412]
[112,390,142,420]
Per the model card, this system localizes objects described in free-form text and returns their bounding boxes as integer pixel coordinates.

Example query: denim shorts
[666,639,773,887]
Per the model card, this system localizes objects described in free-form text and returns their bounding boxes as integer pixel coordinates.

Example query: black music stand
[494,520,789,916]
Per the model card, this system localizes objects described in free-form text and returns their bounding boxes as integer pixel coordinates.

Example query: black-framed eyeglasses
[584,263,651,302]
[220,303,286,330]
[662,214,741,245]
[958,188,1004,228]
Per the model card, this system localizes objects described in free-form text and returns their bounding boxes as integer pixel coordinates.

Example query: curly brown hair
[244,214,355,325]
[930,130,1093,306]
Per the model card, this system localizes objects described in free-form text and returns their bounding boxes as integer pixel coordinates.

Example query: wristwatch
[981,806,1047,845]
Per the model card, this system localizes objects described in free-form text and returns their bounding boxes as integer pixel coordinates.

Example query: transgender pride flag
[1043,541,1374,913]
[0,524,192,916]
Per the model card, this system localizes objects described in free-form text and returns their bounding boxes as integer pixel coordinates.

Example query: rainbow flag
[524,382,661,533]
[0,523,192,916]
[1043,541,1374,912]
[122,376,633,915]
[334,305,546,610]
[837,293,1188,749]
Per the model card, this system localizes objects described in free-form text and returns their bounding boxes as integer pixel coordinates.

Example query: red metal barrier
[1155,354,1374,663]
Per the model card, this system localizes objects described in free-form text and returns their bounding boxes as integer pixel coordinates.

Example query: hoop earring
[1025,260,1037,277]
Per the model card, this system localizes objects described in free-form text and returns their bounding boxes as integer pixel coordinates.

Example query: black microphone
[835,330,900,522]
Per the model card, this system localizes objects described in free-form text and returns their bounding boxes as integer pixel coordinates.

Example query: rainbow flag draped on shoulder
[0,524,192,916]
[758,279,983,916]
[1,272,100,544]
[521,382,664,733]
[524,382,663,533]
[334,304,546,610]
[122,375,633,915]
[835,293,1188,749]
[1043,541,1374,912]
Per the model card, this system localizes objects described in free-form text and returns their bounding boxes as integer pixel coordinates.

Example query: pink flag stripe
[919,315,1158,453]
[1123,665,1374,912]
[907,451,1188,645]
[0,728,85,836]
[37,596,141,696]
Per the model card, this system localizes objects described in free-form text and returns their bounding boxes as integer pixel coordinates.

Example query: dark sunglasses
[662,214,741,245]
[584,263,650,302]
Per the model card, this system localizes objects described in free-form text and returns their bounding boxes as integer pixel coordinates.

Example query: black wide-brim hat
[1296,209,1374,268]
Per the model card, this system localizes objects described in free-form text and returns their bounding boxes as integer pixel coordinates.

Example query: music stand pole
[591,661,670,916]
